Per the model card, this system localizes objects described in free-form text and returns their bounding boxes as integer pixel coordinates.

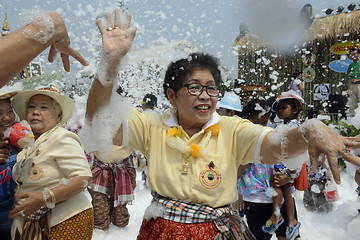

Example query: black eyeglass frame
[181,83,219,97]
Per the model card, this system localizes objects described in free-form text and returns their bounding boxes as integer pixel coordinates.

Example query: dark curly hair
[241,99,270,119]
[163,53,222,99]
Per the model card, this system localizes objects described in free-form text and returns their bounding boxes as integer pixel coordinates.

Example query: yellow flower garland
[167,127,182,138]
[190,143,201,157]
[204,124,220,136]
[166,124,219,158]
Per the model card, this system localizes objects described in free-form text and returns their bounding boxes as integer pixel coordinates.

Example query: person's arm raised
[86,9,136,119]
[0,11,88,87]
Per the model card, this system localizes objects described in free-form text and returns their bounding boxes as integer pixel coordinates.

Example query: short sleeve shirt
[347,61,360,81]
[123,111,272,208]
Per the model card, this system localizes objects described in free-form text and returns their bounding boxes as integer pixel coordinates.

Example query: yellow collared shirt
[123,111,271,208]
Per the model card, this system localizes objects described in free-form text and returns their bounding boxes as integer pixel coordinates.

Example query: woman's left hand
[9,192,43,219]
[307,120,360,184]
[97,8,137,60]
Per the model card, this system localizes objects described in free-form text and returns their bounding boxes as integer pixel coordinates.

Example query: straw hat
[0,90,20,101]
[272,90,305,112]
[12,84,74,124]
[217,92,243,112]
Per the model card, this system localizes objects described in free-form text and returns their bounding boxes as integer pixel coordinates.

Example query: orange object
[293,163,308,191]
[323,189,339,202]
[4,122,34,148]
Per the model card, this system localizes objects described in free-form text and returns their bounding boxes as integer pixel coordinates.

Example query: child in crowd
[307,105,330,122]
[303,106,333,213]
[241,98,271,126]
[216,91,243,117]
[238,98,292,240]
[0,91,22,240]
[217,93,244,211]
[289,70,305,97]
[262,91,303,240]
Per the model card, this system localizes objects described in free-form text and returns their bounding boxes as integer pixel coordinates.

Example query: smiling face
[0,99,15,138]
[26,94,61,139]
[167,69,218,136]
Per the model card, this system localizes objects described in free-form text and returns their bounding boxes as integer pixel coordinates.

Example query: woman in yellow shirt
[86,9,360,240]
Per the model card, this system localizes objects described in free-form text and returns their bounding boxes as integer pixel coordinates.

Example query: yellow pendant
[182,162,189,174]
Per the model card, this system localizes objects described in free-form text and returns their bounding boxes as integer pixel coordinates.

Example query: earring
[170,106,177,113]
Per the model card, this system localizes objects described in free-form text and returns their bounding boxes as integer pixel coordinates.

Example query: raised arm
[260,119,360,184]
[0,11,88,86]
[86,9,136,118]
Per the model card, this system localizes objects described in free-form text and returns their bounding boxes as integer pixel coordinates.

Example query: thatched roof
[232,33,264,55]
[306,9,360,42]
[233,9,360,54]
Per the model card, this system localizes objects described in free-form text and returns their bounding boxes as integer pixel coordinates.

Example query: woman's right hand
[46,12,88,72]
[9,192,44,219]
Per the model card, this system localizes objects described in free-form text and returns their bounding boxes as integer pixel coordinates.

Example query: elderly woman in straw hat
[0,90,22,240]
[9,84,93,240]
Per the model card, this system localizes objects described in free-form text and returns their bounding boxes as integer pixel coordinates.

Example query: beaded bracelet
[42,188,56,209]
[42,191,48,206]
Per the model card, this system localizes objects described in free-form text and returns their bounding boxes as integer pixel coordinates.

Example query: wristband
[42,188,56,209]
[49,189,56,204]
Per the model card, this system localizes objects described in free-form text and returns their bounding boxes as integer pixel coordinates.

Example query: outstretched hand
[306,120,360,184]
[47,12,88,72]
[96,8,137,60]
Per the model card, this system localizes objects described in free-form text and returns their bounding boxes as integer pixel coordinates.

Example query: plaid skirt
[137,193,256,240]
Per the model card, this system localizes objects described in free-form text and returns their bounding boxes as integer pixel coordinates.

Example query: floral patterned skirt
[48,208,93,240]
[137,217,218,240]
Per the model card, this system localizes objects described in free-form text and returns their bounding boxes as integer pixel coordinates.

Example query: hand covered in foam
[95,8,137,86]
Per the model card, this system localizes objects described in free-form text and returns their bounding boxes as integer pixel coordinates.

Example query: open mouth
[196,105,210,110]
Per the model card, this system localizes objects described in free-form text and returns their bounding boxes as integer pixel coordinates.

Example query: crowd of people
[1,7,360,240]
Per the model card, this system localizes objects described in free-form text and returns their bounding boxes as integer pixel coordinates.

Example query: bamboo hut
[233,6,360,117]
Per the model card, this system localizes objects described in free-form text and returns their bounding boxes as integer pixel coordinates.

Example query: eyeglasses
[181,83,219,97]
